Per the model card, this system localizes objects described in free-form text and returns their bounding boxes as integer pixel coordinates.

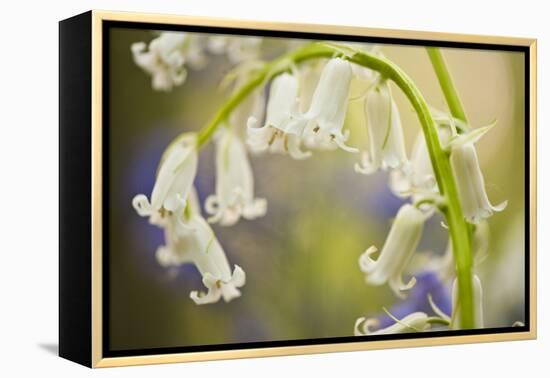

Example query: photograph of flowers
[104,23,528,354]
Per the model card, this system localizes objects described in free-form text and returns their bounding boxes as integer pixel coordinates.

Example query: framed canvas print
[59,10,537,368]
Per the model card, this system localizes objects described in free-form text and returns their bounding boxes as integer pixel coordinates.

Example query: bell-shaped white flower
[389,131,437,198]
[297,60,347,151]
[297,58,357,152]
[207,36,262,63]
[359,204,426,298]
[354,312,430,336]
[132,134,198,226]
[246,73,310,159]
[131,32,206,91]
[451,274,484,329]
[449,125,507,223]
[156,189,246,305]
[205,128,267,226]
[355,80,408,174]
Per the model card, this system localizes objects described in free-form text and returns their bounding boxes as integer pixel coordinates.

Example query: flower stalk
[426,47,469,124]
[179,42,475,328]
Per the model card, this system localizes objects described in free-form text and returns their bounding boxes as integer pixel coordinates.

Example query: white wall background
[0,0,546,376]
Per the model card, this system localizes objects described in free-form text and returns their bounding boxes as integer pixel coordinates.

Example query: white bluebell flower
[246,73,310,159]
[132,133,198,226]
[449,124,507,223]
[205,128,267,226]
[355,80,408,175]
[131,32,206,91]
[359,204,426,298]
[156,189,246,305]
[296,58,357,152]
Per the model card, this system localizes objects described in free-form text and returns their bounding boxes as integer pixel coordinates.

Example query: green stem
[427,47,476,328]
[427,317,451,326]
[426,48,469,123]
[189,42,475,328]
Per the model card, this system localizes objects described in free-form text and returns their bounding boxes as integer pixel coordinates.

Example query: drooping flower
[156,189,246,305]
[132,133,198,226]
[359,204,426,298]
[389,131,437,198]
[354,312,430,336]
[296,60,337,150]
[246,73,310,159]
[207,36,263,64]
[205,128,267,226]
[355,79,408,174]
[449,124,507,223]
[296,58,357,152]
[131,32,206,91]
[451,274,484,329]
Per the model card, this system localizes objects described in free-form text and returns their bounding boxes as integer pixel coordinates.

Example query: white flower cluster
[354,117,505,334]
[130,36,508,327]
[132,132,263,305]
[131,32,264,91]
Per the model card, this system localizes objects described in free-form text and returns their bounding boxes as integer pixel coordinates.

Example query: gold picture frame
[59,10,537,368]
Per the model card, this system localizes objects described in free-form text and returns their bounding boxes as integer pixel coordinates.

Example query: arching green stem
[188,42,474,329]
[426,47,469,124]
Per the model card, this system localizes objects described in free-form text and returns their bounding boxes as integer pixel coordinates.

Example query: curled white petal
[132,194,153,217]
[354,317,380,336]
[190,265,246,305]
[354,151,378,175]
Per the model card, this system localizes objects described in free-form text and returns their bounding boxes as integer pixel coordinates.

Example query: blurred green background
[108,27,525,351]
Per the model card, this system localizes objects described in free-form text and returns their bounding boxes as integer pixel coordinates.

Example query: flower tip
[358,246,378,273]
[354,317,367,336]
[493,200,508,212]
[354,317,380,336]
[132,194,152,216]
[333,137,359,153]
[354,162,374,175]
[231,265,246,287]
[131,41,146,54]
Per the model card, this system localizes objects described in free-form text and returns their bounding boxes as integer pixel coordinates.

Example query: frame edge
[88,9,538,367]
